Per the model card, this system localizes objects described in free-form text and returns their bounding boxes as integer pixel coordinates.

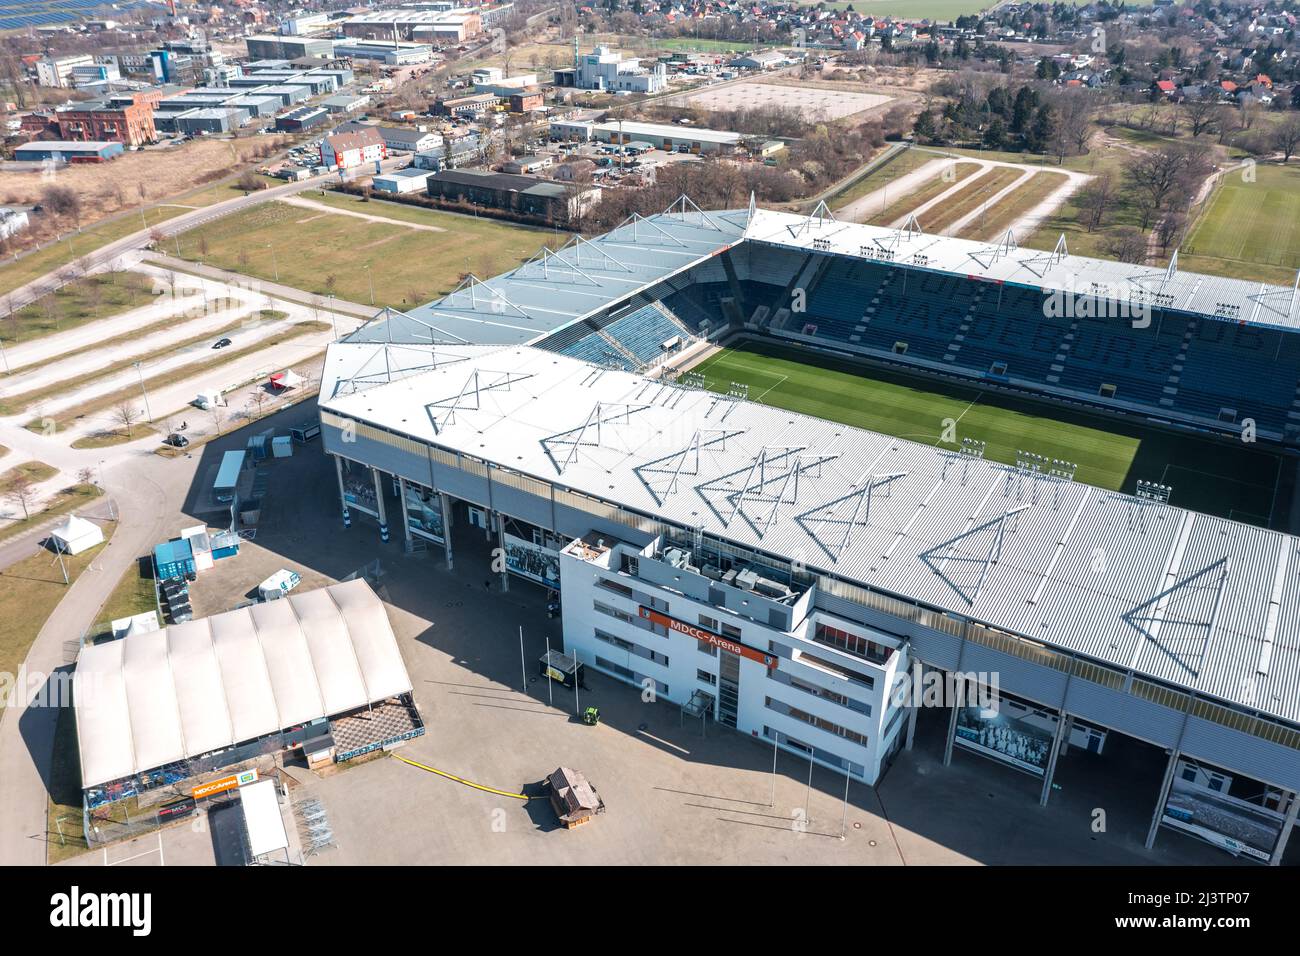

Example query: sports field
[1181,164,1300,287]
[690,340,1288,527]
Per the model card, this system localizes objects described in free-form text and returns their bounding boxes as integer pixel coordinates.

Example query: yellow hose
[392,753,531,800]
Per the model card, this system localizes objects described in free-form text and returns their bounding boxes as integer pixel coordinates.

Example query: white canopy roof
[239,778,289,859]
[50,515,104,554]
[74,579,413,789]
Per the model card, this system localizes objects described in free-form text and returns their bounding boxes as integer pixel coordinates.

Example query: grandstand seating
[535,243,1300,439]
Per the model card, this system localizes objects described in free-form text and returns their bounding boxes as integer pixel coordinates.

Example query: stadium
[318,198,1300,864]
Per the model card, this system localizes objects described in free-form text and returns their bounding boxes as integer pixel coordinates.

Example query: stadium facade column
[1145,749,1181,850]
[905,697,918,751]
[373,467,389,543]
[334,455,351,528]
[942,673,963,767]
[397,477,413,551]
[1038,712,1069,806]
[1270,791,1298,866]
[496,512,509,592]
[440,492,454,569]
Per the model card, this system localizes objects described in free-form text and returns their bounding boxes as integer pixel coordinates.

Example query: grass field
[920,166,1024,234]
[959,171,1069,242]
[174,197,559,309]
[829,146,933,212]
[0,272,156,345]
[1181,164,1300,286]
[866,162,981,225]
[691,340,1285,526]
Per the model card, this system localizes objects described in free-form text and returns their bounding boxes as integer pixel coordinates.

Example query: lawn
[0,272,157,346]
[0,205,184,300]
[173,198,560,309]
[864,162,981,225]
[691,340,1284,525]
[0,535,108,712]
[958,171,1070,242]
[829,146,933,212]
[1180,164,1300,286]
[919,166,1023,233]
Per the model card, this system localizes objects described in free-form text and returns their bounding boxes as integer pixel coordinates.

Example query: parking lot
[675,81,894,121]
[137,431,1250,866]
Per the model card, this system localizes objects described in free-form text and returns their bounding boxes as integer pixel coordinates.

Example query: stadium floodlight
[727,382,749,401]
[1136,480,1172,504]
[679,371,706,390]
[960,438,986,459]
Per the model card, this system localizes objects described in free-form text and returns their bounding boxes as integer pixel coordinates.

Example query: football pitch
[690,340,1289,527]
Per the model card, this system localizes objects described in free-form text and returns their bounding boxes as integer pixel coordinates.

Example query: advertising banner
[191,769,259,800]
[404,485,445,543]
[1161,777,1284,863]
[504,533,560,588]
[954,702,1056,776]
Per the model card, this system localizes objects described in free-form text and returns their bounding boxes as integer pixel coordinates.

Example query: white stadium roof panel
[320,345,1300,724]
[75,580,413,788]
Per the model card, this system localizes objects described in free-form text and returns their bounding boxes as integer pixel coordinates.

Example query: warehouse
[244,34,336,61]
[425,169,600,221]
[372,167,432,193]
[315,204,1300,866]
[74,579,423,811]
[276,105,330,132]
[13,140,123,163]
[592,119,743,154]
[333,40,434,66]
[175,107,247,135]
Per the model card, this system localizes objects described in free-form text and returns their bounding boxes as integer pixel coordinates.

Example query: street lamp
[133,361,153,422]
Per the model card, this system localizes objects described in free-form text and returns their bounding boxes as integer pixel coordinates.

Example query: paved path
[144,254,377,319]
[280,195,448,232]
[0,453,176,866]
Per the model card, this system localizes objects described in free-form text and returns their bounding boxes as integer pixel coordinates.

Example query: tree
[237,170,262,192]
[1185,92,1219,138]
[1273,117,1300,163]
[1074,172,1116,232]
[4,473,37,521]
[1101,226,1147,264]
[247,389,270,421]
[1123,145,1208,230]
[114,401,140,437]
[42,185,81,224]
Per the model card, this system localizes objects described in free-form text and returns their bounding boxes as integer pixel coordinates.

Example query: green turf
[691,340,1285,526]
[1181,164,1300,286]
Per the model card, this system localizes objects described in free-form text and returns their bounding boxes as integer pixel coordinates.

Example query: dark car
[212,337,232,349]
[163,433,189,448]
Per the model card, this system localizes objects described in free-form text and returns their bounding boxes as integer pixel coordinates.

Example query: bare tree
[1101,226,1148,264]
[1184,93,1219,139]
[4,473,37,520]
[1074,171,1116,232]
[1273,117,1300,163]
[209,403,227,436]
[1123,145,1209,230]
[246,389,270,421]
[113,401,140,437]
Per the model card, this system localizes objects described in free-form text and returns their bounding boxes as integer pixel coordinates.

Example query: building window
[697,669,717,686]
[765,697,868,748]
[813,621,893,665]
[593,601,633,624]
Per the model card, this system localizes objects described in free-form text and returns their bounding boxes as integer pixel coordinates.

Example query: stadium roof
[346,200,1300,350]
[319,344,1300,727]
[343,200,750,348]
[74,580,412,789]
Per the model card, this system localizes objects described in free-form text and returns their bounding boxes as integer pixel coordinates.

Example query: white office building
[565,46,668,94]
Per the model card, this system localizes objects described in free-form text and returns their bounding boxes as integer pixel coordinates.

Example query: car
[212,337,232,349]
[163,434,189,448]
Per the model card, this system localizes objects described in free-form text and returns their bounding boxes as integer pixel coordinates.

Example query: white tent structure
[269,369,304,391]
[49,515,104,556]
[74,579,413,790]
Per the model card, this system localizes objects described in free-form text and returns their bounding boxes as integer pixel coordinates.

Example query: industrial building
[20,91,161,148]
[372,167,433,194]
[433,92,500,116]
[554,45,669,94]
[332,40,434,65]
[425,169,600,221]
[592,119,743,154]
[245,34,337,61]
[340,8,482,42]
[315,203,1300,866]
[14,140,123,163]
